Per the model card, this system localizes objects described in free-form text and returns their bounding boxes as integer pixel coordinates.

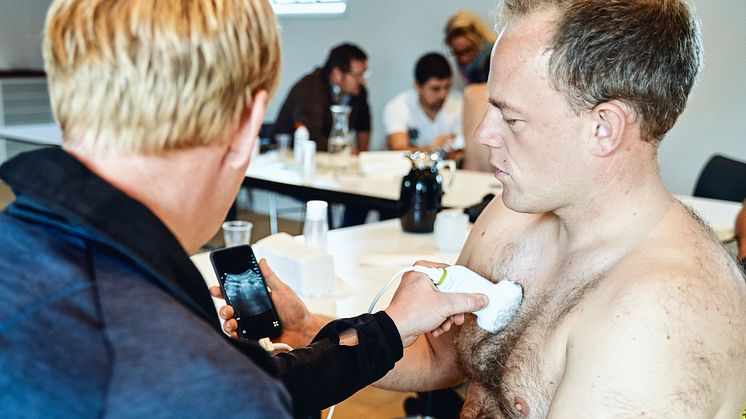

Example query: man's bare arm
[356,131,370,153]
[373,327,464,391]
[387,132,414,151]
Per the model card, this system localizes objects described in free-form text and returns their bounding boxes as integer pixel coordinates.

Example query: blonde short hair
[43,0,281,154]
[444,10,497,47]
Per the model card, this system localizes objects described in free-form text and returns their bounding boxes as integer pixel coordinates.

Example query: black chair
[693,154,746,202]
[259,122,275,152]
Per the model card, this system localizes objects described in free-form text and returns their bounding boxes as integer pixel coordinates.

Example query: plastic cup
[434,210,469,252]
[222,220,253,247]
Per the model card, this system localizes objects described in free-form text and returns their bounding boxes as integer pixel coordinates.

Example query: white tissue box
[252,233,335,297]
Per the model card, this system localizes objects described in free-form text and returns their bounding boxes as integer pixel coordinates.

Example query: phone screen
[210,245,282,340]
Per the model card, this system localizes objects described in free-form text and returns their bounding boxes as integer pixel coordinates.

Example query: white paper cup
[222,220,253,247]
[434,210,469,252]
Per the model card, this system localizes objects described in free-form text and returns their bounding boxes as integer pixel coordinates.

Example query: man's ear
[227,90,268,169]
[589,100,628,157]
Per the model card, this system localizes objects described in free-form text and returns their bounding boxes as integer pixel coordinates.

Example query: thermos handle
[438,159,457,193]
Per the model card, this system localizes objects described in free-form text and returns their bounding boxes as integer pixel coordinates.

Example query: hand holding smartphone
[210,245,283,340]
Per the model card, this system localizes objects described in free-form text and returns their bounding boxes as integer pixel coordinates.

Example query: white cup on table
[434,210,469,252]
[222,220,253,247]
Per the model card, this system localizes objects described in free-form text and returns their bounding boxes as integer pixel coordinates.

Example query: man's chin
[427,102,445,112]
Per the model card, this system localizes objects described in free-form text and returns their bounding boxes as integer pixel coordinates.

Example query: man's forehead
[487,10,556,108]
[422,77,452,87]
[498,9,555,55]
[350,59,367,71]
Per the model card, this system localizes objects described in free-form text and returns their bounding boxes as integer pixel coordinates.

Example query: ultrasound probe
[368,265,524,333]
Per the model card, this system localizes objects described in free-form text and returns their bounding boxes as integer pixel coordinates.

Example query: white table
[245,152,501,212]
[191,194,742,318]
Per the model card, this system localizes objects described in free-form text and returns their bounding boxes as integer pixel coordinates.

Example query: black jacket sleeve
[271,311,403,417]
[351,86,372,133]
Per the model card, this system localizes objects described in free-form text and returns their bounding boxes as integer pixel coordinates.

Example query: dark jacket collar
[0,147,219,326]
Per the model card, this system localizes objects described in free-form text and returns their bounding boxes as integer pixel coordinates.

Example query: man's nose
[474,115,501,148]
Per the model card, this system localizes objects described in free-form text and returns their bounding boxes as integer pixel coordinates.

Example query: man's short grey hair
[500,0,703,143]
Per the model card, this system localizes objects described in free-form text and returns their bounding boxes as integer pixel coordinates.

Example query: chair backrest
[461,83,492,172]
[693,154,746,202]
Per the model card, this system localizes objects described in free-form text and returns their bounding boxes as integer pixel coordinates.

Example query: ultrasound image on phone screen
[211,245,282,339]
[223,268,271,317]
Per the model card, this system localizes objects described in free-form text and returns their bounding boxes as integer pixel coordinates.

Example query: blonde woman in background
[444,10,496,84]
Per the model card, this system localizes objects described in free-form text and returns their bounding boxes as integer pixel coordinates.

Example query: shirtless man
[221,0,746,416]
[373,1,746,417]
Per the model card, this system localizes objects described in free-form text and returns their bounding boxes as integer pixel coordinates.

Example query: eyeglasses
[345,69,370,82]
[450,44,478,59]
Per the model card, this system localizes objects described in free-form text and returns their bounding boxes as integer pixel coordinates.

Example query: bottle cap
[294,125,310,142]
[306,200,328,221]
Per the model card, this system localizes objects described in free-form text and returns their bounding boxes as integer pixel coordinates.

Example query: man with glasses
[272,43,371,153]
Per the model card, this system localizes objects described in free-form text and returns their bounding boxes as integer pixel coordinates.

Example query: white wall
[1,0,744,195]
[659,0,746,194]
[0,0,49,69]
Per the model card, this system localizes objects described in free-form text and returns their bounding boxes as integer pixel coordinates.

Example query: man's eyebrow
[488,98,525,114]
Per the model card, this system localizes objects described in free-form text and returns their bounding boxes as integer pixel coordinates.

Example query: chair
[461,83,492,172]
[693,154,746,202]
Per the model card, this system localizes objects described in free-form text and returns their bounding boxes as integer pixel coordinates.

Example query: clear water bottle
[327,105,352,170]
[303,200,328,252]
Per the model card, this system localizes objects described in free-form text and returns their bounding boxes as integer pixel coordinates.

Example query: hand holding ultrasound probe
[212,258,523,348]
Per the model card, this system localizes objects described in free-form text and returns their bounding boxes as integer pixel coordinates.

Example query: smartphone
[210,245,282,340]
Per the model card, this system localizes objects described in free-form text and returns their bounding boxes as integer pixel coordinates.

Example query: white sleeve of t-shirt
[383,94,410,135]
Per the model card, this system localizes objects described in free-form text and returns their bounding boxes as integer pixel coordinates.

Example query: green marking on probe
[434,268,448,286]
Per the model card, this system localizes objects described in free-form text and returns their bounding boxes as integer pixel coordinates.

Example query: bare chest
[455,292,570,418]
[455,237,599,418]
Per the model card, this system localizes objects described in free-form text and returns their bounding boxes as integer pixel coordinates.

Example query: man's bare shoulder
[563,251,746,414]
[595,220,746,343]
[458,195,546,266]
[602,256,745,327]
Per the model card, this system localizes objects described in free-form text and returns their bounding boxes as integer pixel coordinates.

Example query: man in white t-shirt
[384,53,464,152]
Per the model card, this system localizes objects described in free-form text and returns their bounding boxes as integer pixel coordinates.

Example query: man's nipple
[514,395,530,417]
